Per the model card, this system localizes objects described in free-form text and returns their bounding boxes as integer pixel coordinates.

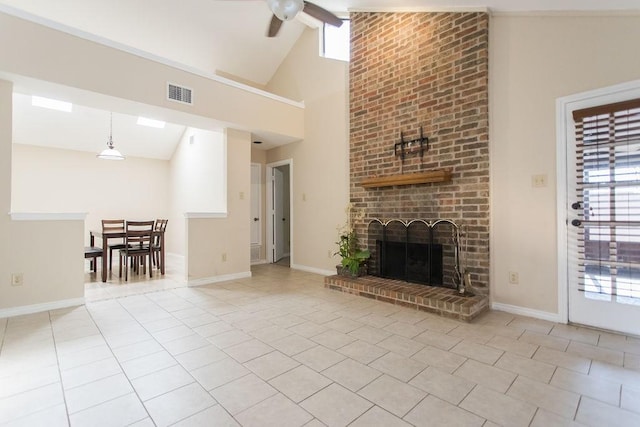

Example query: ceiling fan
[222,0,343,37]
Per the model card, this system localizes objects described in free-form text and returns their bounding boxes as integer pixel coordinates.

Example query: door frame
[266,159,293,264]
[556,78,640,326]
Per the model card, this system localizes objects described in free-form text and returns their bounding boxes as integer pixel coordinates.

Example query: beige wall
[0,80,84,313]
[490,14,640,315]
[12,144,170,246]
[169,128,226,256]
[266,29,349,273]
[186,129,251,281]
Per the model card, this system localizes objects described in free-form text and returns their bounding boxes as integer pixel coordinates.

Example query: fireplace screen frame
[366,218,465,291]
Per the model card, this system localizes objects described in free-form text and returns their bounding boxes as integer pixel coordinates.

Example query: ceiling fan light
[267,0,304,21]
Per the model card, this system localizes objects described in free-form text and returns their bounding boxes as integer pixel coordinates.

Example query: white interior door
[567,94,640,336]
[250,164,261,246]
[250,164,261,262]
[273,168,285,262]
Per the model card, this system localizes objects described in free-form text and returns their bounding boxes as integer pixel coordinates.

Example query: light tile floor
[1,264,640,426]
[83,254,187,303]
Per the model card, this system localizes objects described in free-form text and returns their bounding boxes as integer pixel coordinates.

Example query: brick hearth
[324,275,488,322]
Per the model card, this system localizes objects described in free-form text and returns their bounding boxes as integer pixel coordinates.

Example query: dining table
[91,227,165,282]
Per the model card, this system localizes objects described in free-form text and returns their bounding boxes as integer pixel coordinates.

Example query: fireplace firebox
[377,240,443,285]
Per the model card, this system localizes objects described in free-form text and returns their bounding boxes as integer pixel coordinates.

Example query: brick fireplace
[325,11,490,320]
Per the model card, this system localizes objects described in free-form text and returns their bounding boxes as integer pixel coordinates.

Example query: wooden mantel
[360,170,452,188]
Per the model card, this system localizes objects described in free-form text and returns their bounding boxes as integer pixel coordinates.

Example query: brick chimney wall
[349,12,490,293]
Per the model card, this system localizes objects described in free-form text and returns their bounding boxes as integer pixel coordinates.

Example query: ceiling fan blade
[267,14,284,37]
[302,1,343,28]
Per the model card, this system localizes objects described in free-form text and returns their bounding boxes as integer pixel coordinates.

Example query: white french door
[566,89,640,336]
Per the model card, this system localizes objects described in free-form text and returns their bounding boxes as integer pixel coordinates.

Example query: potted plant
[335,203,370,277]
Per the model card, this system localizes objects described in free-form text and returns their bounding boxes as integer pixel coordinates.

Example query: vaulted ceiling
[2,0,638,158]
[2,0,637,87]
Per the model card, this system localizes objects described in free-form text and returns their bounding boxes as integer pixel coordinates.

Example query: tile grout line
[48,310,72,427]
[111,288,318,424]
[527,407,540,427]
[84,298,161,425]
[0,313,72,425]
[572,395,583,423]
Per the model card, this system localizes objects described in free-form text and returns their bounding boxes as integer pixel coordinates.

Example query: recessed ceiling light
[137,117,166,129]
[31,96,72,112]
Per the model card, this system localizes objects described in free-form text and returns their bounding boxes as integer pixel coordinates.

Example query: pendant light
[97,112,125,160]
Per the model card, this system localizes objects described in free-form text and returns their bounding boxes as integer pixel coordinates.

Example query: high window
[322,20,350,62]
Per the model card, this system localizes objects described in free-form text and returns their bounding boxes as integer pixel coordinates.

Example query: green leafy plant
[335,203,370,275]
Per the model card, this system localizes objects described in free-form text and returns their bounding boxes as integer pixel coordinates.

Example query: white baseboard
[291,263,335,276]
[188,271,252,287]
[251,259,268,266]
[491,302,563,323]
[0,297,85,319]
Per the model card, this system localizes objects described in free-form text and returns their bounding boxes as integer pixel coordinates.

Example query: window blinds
[572,98,640,301]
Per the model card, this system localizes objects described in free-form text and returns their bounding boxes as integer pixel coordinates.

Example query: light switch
[532,174,547,188]
[509,271,519,284]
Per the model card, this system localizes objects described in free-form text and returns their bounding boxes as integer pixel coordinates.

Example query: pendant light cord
[108,112,113,148]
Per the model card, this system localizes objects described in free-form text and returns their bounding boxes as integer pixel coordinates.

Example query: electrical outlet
[531,174,548,188]
[222,253,227,262]
[11,273,23,287]
[302,193,307,202]
[508,271,519,285]
[239,192,245,200]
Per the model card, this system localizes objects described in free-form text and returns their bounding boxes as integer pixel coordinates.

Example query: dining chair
[84,233,103,273]
[152,219,168,268]
[118,220,154,281]
[102,219,127,271]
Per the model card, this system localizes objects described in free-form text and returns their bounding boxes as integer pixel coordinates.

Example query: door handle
[571,219,582,227]
[253,218,259,221]
[282,218,286,221]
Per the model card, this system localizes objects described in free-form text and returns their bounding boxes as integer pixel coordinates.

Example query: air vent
[167,83,193,105]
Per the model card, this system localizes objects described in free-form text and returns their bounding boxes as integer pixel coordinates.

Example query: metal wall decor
[394,126,429,164]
